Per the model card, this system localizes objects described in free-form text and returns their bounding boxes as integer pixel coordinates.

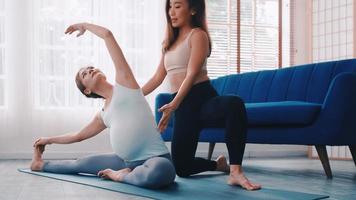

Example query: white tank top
[100,83,169,162]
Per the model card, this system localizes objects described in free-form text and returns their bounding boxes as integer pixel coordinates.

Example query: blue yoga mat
[18,169,328,200]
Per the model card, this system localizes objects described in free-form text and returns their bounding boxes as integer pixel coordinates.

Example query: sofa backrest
[210,59,356,104]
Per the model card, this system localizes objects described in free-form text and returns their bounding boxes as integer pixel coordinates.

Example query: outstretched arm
[142,54,167,96]
[65,23,139,89]
[33,113,106,146]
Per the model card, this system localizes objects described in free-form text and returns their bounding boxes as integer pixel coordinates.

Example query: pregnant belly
[109,118,154,160]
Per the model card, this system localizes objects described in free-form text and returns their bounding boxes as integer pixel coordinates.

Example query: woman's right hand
[33,137,52,148]
[157,102,178,133]
[65,23,87,37]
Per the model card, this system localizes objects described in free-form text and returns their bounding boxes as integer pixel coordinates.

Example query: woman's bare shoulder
[190,28,209,47]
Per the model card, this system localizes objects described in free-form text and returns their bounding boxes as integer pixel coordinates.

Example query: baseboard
[244,149,308,158]
[196,150,308,159]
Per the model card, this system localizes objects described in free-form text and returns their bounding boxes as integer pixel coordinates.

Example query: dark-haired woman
[142,0,261,190]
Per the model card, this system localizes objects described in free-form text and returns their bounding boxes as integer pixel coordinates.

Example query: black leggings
[171,80,248,177]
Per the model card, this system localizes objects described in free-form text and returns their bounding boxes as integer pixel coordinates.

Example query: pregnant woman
[30,22,175,189]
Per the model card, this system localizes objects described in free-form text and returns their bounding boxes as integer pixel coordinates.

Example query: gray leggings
[42,153,176,189]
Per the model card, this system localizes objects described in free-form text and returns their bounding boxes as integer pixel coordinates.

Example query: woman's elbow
[154,76,164,87]
[103,30,113,39]
[154,71,166,85]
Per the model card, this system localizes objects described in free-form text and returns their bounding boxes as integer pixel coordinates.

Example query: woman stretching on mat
[141,0,261,190]
[30,23,176,189]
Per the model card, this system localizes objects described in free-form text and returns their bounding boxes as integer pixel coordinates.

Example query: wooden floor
[1,158,355,200]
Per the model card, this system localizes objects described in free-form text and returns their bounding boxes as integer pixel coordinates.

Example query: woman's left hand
[158,102,177,133]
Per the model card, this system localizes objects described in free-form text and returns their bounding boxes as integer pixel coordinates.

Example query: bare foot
[215,155,230,173]
[98,168,132,182]
[228,173,261,191]
[30,146,44,171]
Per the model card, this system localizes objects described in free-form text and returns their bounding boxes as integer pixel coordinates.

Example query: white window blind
[206,0,238,78]
[206,0,294,79]
[240,0,280,73]
[0,0,5,107]
[310,0,354,160]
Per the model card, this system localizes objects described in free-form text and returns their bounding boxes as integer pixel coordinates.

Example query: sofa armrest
[319,72,356,141]
[155,93,174,127]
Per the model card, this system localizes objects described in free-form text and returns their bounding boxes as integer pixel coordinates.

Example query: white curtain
[0,0,166,158]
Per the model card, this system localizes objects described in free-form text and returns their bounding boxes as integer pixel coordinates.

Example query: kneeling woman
[30,23,176,189]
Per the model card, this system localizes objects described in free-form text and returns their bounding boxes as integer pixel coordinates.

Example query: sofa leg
[349,145,356,167]
[315,145,333,178]
[207,142,216,160]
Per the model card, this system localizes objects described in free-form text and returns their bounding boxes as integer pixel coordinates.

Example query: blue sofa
[155,59,356,178]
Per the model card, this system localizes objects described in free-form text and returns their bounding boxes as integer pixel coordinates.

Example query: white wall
[294,0,312,65]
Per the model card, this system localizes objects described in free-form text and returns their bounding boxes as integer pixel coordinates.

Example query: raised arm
[65,23,139,89]
[142,54,167,96]
[34,113,106,146]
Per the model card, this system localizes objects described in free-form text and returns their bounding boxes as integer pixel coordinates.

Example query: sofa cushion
[246,101,321,125]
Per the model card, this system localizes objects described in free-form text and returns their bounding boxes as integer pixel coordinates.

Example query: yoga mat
[18,169,328,200]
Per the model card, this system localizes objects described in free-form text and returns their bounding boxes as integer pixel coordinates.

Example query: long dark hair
[163,0,211,55]
[75,69,104,99]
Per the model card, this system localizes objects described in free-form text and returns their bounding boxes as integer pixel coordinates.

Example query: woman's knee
[143,157,176,188]
[226,96,244,109]
[174,166,191,177]
[149,157,176,175]
[171,153,195,177]
[171,158,192,177]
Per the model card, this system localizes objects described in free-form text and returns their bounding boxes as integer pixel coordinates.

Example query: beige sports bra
[164,28,207,75]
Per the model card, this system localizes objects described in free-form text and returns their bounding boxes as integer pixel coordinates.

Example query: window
[312,0,354,61]
[206,0,238,78]
[32,0,157,109]
[310,0,354,159]
[33,0,100,109]
[206,0,293,78]
[240,0,280,73]
[0,0,165,157]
